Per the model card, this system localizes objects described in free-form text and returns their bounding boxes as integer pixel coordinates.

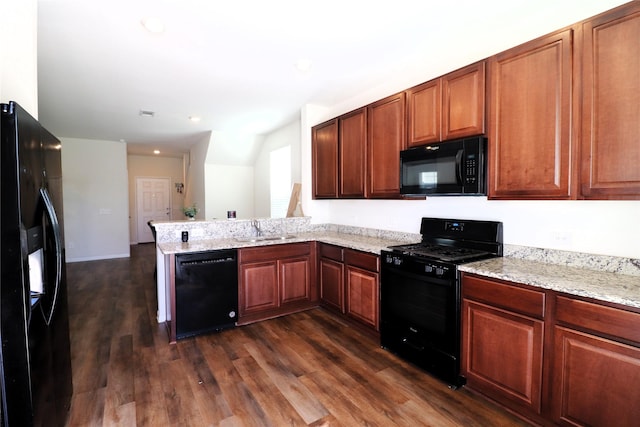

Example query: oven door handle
[401,337,425,352]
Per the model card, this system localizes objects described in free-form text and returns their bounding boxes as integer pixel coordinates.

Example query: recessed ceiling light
[153,150,160,155]
[141,17,165,34]
[189,116,201,122]
[139,109,155,117]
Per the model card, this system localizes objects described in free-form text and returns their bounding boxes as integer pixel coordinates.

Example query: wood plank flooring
[65,243,532,426]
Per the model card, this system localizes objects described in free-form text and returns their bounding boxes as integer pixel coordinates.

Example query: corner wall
[61,138,130,261]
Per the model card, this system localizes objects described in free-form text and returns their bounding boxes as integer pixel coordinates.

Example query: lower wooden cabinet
[461,272,640,426]
[344,250,379,331]
[551,327,640,426]
[461,274,545,417]
[551,295,640,426]
[318,243,380,332]
[238,242,317,324]
[319,244,345,313]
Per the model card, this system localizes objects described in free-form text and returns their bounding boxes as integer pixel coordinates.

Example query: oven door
[380,253,463,386]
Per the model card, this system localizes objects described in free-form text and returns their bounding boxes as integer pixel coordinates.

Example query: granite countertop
[157,231,416,256]
[459,257,640,309]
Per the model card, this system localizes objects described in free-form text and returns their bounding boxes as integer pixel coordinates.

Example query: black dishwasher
[175,249,238,339]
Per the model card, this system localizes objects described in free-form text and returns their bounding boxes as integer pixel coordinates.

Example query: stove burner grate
[389,243,490,262]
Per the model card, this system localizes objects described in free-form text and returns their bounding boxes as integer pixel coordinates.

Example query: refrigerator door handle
[40,188,62,326]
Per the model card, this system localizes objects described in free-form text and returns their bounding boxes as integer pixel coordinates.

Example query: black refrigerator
[0,101,73,426]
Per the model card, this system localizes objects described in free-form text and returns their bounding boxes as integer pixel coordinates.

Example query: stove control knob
[435,267,444,276]
[394,257,403,266]
[424,265,433,273]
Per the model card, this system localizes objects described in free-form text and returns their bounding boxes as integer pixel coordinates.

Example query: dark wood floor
[64,243,532,426]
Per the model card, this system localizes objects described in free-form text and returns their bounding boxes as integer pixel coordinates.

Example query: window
[270,145,291,218]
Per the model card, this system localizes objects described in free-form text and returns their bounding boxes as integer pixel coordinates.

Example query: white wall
[254,119,301,217]
[205,164,254,220]
[127,154,185,241]
[0,0,38,113]
[299,1,640,260]
[185,132,210,219]
[61,138,130,261]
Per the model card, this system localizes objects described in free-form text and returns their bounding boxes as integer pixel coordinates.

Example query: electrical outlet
[550,230,573,245]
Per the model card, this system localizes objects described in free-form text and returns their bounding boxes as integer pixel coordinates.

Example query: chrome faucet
[252,219,262,237]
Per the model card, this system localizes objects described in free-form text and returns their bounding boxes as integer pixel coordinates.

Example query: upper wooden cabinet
[406,79,440,145]
[367,92,406,198]
[339,108,367,198]
[407,62,486,147]
[488,29,575,199]
[580,3,640,199]
[311,119,338,199]
[313,3,640,201]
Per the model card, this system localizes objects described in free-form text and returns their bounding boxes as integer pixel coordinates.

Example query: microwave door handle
[455,149,464,185]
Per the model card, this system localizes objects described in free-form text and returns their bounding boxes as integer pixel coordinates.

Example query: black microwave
[400,136,487,196]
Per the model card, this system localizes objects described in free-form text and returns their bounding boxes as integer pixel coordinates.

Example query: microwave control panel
[465,154,477,184]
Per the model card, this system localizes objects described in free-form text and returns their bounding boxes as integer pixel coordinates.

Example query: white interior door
[136,177,171,243]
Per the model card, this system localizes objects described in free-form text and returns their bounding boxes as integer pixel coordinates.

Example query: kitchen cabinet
[367,92,406,198]
[551,296,640,426]
[339,108,367,198]
[318,243,345,313]
[311,108,367,199]
[311,119,338,199]
[407,62,485,147]
[580,3,640,199]
[238,242,317,325]
[344,249,380,331]
[462,272,640,426]
[488,29,575,199]
[318,243,380,333]
[461,274,546,418]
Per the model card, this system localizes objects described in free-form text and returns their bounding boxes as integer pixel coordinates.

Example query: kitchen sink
[235,235,296,243]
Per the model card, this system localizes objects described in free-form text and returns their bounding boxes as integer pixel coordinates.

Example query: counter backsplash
[505,245,640,277]
[151,217,421,245]
[150,218,638,277]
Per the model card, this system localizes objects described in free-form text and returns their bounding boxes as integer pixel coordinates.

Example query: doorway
[136,177,171,243]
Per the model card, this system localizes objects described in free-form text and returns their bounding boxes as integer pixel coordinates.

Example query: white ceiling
[36,0,627,161]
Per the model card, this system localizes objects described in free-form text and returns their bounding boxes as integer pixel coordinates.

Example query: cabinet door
[339,108,367,198]
[239,261,279,315]
[580,3,640,199]
[279,256,311,305]
[345,265,379,330]
[443,61,485,140]
[462,299,544,414]
[312,119,338,199]
[367,92,406,198]
[551,326,640,426]
[488,30,574,199]
[319,257,344,313]
[406,79,441,146]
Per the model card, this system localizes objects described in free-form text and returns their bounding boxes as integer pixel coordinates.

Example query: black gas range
[380,217,503,388]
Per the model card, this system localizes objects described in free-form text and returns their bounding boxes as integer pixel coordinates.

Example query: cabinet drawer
[556,295,640,345]
[239,242,311,263]
[462,274,545,319]
[319,243,343,262]
[344,249,379,272]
